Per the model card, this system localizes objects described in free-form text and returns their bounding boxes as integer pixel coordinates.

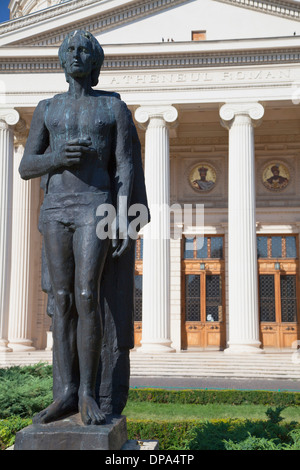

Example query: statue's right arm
[19,100,61,180]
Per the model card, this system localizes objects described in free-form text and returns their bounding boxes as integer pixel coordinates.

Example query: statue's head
[59,30,104,86]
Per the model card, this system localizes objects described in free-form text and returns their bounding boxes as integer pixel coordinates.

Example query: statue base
[14,413,127,451]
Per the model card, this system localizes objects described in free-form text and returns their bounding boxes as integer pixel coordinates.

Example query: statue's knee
[55,289,73,315]
[77,288,96,312]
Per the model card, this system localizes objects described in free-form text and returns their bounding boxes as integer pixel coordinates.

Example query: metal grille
[134,275,143,322]
[271,236,282,258]
[286,236,297,258]
[257,236,268,258]
[184,237,194,259]
[184,236,224,259]
[206,275,221,321]
[210,237,223,259]
[281,275,297,323]
[196,237,208,258]
[185,275,200,321]
[135,238,144,260]
[139,238,143,260]
[259,275,276,322]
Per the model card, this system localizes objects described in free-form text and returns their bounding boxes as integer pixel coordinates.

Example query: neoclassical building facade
[1,0,300,359]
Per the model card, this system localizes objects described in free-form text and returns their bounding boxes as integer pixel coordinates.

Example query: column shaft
[8,143,35,351]
[220,103,264,354]
[135,106,178,353]
[0,109,19,351]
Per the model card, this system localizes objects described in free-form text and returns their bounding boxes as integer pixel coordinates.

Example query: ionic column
[8,119,35,351]
[0,108,19,352]
[135,105,178,353]
[220,102,264,354]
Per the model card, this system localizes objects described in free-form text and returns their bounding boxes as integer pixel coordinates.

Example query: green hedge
[127,417,300,450]
[1,365,300,419]
[127,419,197,450]
[2,417,300,451]
[128,388,300,406]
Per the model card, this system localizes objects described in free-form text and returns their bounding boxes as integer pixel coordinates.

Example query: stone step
[1,350,300,380]
[130,366,299,374]
[130,371,300,379]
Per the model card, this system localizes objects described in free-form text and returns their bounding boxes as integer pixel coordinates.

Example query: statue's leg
[33,220,79,424]
[73,223,109,425]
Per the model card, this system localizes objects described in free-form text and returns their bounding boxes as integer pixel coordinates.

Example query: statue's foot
[79,394,106,425]
[33,391,78,424]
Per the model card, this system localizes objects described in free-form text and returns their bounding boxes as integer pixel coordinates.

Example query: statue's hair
[59,30,104,86]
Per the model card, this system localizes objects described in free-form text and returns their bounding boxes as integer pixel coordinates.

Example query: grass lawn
[123,401,300,422]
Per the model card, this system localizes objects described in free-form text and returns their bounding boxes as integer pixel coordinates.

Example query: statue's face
[64,33,94,80]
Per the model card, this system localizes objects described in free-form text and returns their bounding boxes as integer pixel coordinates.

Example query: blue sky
[0,1,10,23]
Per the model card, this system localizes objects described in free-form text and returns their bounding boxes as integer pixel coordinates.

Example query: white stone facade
[9,0,63,19]
[1,0,300,357]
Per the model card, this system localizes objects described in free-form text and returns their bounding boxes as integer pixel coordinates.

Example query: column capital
[135,105,178,130]
[14,118,29,146]
[0,108,20,127]
[219,102,264,129]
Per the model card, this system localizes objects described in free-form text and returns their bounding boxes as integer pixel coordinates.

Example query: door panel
[134,239,143,347]
[258,235,299,349]
[182,236,225,350]
[134,322,142,347]
[185,322,204,347]
[260,323,279,348]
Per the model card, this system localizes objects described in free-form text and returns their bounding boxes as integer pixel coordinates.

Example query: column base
[45,331,53,351]
[137,340,175,354]
[0,340,12,352]
[224,341,264,354]
[7,339,35,352]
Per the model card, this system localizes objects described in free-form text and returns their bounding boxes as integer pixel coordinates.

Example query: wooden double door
[259,261,299,349]
[182,260,226,350]
[258,235,300,349]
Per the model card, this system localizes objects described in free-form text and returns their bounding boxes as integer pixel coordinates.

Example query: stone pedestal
[14,414,127,451]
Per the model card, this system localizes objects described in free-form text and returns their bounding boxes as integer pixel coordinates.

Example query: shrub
[128,388,300,407]
[0,364,53,418]
[0,417,32,450]
[183,407,299,450]
[127,419,199,450]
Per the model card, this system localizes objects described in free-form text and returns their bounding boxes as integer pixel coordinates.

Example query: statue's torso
[45,93,116,194]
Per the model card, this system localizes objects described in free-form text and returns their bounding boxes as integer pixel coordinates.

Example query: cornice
[4,0,300,47]
[9,0,63,19]
[2,46,300,72]
[215,0,300,20]
[1,0,99,34]
[0,0,187,46]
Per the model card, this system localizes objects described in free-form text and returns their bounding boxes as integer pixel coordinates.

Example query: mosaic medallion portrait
[262,162,290,191]
[189,163,217,192]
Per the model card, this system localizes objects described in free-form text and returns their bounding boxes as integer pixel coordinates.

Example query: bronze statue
[19,30,149,425]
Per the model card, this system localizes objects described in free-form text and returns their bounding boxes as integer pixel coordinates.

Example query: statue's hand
[112,217,132,258]
[112,235,131,258]
[54,138,97,167]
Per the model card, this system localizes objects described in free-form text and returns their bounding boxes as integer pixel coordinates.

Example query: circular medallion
[262,162,290,191]
[189,163,217,193]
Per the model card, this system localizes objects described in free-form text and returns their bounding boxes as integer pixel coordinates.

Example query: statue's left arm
[111,99,134,258]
